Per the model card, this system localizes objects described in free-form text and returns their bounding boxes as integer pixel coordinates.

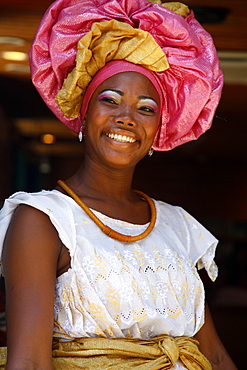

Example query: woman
[0,0,237,369]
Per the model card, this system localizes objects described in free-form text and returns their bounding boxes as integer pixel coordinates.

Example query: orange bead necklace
[57,180,156,243]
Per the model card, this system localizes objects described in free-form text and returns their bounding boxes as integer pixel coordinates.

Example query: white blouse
[0,190,218,369]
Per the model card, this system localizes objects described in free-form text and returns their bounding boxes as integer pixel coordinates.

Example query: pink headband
[30,0,223,151]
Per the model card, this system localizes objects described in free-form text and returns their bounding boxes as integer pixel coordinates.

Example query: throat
[97,199,151,225]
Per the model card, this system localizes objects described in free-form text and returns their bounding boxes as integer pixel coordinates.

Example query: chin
[103,152,143,169]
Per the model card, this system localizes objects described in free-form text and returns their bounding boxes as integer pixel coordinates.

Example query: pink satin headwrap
[29,0,223,151]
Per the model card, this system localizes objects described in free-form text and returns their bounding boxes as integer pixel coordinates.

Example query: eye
[100,97,118,105]
[137,98,158,115]
[98,90,121,105]
[139,106,155,113]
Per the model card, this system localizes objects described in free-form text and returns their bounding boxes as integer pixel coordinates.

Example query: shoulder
[154,199,218,280]
[6,202,59,238]
[154,199,212,236]
[154,199,192,227]
[1,189,68,215]
[0,190,77,274]
[0,190,75,232]
[2,194,64,264]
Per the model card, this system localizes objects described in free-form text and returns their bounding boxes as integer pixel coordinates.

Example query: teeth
[106,133,136,143]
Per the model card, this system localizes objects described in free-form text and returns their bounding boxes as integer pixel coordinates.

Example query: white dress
[0,190,218,369]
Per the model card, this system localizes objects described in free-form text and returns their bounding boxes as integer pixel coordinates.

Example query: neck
[59,156,151,225]
[67,156,136,202]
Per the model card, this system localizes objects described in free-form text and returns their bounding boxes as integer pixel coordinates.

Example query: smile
[105,133,137,143]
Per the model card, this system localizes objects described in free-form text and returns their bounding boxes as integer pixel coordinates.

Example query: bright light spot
[1,51,28,61]
[41,134,56,145]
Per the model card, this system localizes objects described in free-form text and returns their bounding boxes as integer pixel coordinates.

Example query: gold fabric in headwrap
[148,1,190,18]
[0,335,212,369]
[55,20,169,119]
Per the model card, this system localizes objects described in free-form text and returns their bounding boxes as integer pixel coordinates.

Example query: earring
[148,148,153,157]
[78,126,84,142]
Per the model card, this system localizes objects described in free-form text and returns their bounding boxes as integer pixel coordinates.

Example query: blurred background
[0,0,247,368]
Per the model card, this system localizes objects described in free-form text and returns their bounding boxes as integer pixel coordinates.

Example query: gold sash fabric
[52,335,212,369]
[0,335,212,369]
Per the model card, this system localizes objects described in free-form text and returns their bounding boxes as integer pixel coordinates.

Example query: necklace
[57,180,156,243]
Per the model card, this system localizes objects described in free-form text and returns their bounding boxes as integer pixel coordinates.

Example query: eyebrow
[99,89,124,96]
[138,95,158,104]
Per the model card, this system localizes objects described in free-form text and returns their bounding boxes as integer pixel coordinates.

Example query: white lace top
[0,190,218,369]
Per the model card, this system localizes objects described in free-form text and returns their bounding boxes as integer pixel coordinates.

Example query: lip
[105,132,138,144]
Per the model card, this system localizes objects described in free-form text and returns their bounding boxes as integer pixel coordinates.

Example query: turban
[29,0,223,151]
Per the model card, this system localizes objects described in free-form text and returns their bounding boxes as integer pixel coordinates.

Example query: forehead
[95,71,160,101]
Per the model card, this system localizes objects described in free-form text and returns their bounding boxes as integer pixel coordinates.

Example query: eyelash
[100,97,118,105]
[139,106,155,113]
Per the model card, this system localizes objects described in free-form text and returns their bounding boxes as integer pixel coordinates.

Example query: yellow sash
[0,335,212,369]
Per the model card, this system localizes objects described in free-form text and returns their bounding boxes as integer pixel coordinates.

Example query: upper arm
[2,204,62,369]
[194,303,238,370]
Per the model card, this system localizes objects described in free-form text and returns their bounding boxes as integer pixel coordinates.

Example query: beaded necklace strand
[57,180,156,242]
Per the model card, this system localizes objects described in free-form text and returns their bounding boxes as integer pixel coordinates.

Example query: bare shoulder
[2,203,63,276]
[6,203,59,235]
[4,203,61,250]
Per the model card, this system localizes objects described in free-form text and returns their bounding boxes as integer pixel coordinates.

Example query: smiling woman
[0,0,237,369]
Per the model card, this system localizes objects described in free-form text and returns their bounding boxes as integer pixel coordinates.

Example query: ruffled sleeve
[175,206,218,281]
[156,201,218,282]
[0,190,77,276]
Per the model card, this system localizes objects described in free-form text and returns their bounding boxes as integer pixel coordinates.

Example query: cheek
[84,105,102,130]
[146,118,160,140]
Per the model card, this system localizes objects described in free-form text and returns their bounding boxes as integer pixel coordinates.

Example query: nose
[114,107,137,127]
[115,118,135,127]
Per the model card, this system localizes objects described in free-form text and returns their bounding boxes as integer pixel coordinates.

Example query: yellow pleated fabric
[148,1,189,17]
[52,335,212,370]
[0,335,212,369]
[55,19,169,119]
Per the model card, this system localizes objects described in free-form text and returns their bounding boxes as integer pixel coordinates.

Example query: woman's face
[84,71,161,169]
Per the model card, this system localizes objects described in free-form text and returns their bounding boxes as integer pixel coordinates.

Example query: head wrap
[29,0,223,151]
